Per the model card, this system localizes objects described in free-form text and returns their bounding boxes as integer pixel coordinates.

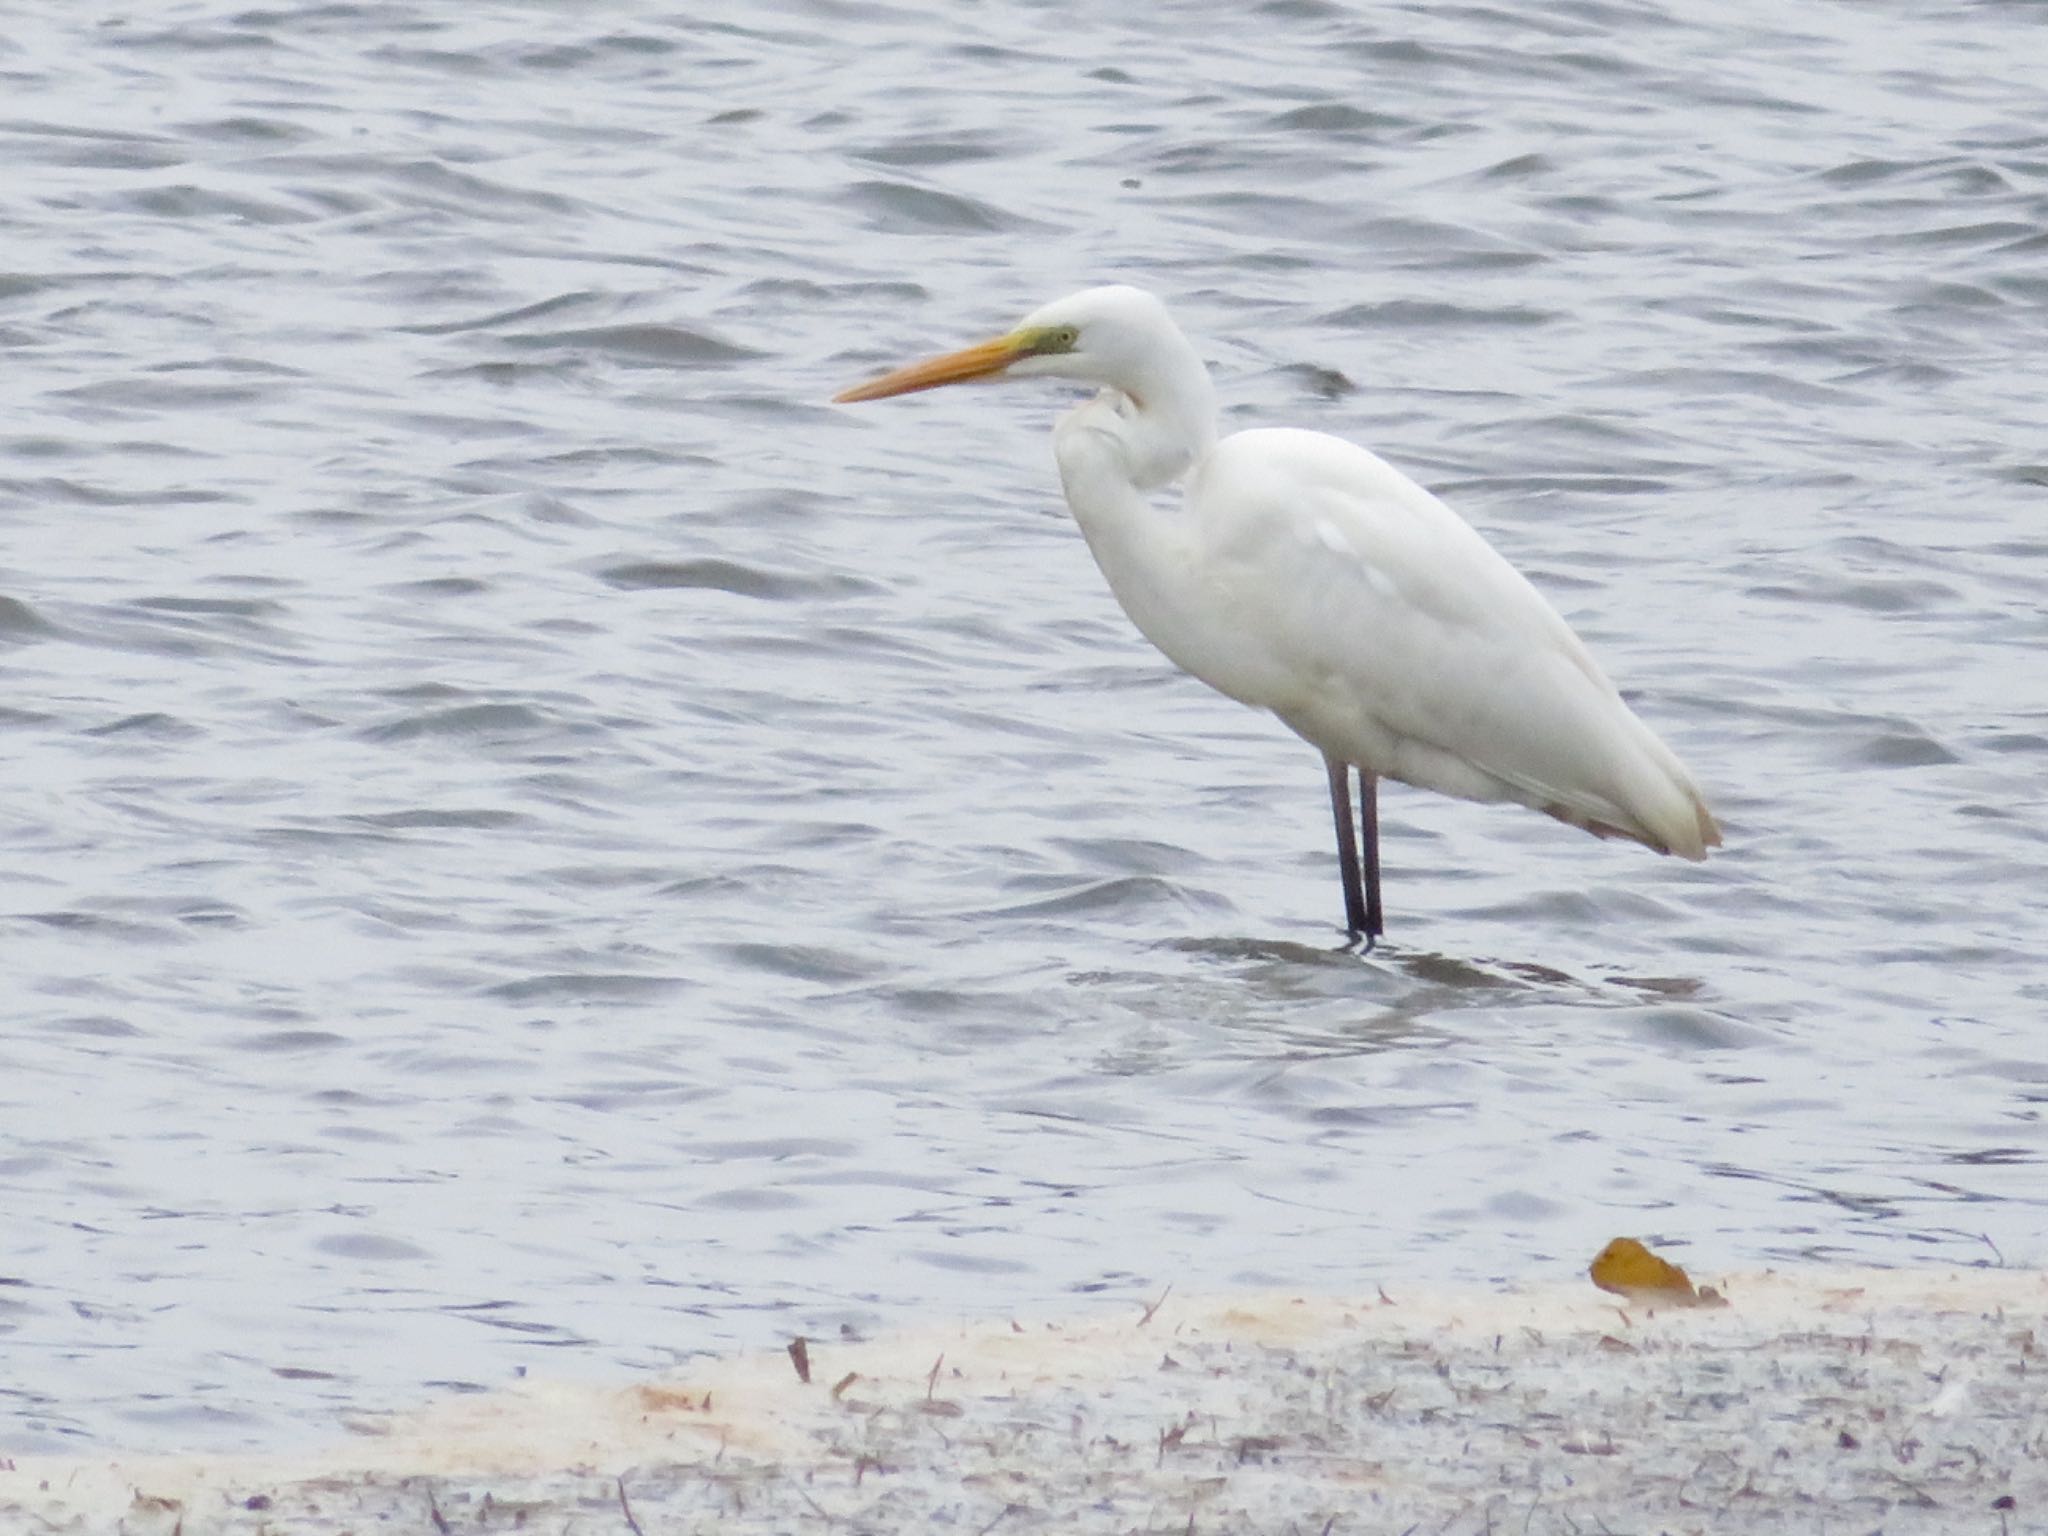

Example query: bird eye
[1039,325,1078,352]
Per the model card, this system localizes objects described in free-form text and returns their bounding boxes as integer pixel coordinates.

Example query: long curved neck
[1049,361,1221,685]
[1101,329,1218,492]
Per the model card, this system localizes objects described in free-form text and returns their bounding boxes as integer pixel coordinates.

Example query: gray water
[2,0,2044,1455]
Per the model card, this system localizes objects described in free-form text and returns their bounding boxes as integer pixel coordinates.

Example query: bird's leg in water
[1358,771,1385,945]
[1325,756,1369,940]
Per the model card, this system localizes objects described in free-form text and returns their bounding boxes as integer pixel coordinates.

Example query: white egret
[835,285,1719,944]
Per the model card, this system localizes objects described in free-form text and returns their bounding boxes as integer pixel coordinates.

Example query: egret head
[833,285,1180,403]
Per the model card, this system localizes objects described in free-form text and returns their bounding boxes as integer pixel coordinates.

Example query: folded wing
[1185,428,1719,858]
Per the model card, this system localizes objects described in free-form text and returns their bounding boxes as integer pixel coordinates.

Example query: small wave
[312,1233,431,1263]
[0,595,57,642]
[358,702,562,745]
[840,179,1032,234]
[988,875,1223,921]
[115,183,316,225]
[83,712,201,740]
[402,291,607,337]
[1896,219,2040,249]
[1322,298,1556,330]
[1264,102,1413,135]
[135,595,286,618]
[1849,728,1960,769]
[1,474,230,506]
[504,324,757,366]
[22,910,185,944]
[853,132,1004,169]
[597,558,875,600]
[239,1029,349,1054]
[3,119,184,171]
[483,973,693,1003]
[343,808,528,831]
[714,941,881,985]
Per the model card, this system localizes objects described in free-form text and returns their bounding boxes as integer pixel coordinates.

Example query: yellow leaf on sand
[1589,1238,1725,1307]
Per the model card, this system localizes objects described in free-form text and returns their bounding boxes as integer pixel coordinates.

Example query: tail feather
[1539,756,1719,861]
[1538,794,1717,858]
[1691,799,1724,857]
[1604,709,1720,860]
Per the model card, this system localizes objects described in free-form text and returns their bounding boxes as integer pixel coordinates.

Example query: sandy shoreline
[6,1266,2042,1533]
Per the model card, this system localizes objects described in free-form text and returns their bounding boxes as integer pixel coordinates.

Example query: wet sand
[6,1265,2041,1534]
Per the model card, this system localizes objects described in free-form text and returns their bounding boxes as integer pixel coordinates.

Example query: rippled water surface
[3,1,2045,1452]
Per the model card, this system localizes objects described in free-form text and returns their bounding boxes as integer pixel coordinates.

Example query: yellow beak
[834,332,1032,403]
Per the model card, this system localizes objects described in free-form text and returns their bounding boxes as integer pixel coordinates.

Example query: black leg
[1358,771,1384,946]
[1325,754,1368,938]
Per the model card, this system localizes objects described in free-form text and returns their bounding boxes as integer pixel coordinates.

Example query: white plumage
[837,284,1719,940]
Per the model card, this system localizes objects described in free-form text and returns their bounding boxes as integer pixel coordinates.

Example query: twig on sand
[788,1337,812,1384]
[426,1484,452,1534]
[617,1475,647,1536]
[1140,1286,1173,1327]
[1158,1421,1188,1466]
[926,1353,944,1402]
[1878,1466,1939,1509]
[794,1479,834,1525]
[974,1502,1024,1536]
